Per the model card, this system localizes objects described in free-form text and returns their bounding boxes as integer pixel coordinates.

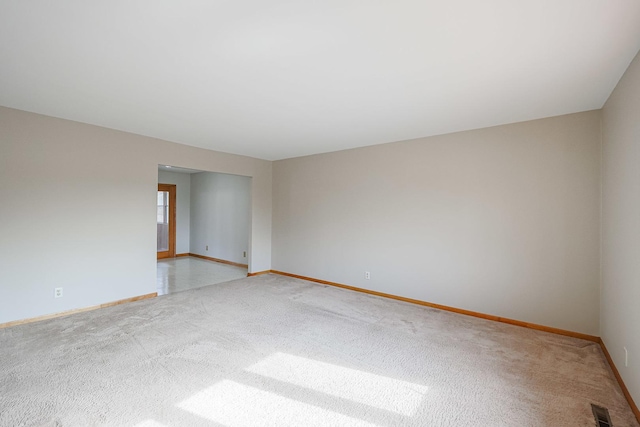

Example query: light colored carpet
[0,274,637,426]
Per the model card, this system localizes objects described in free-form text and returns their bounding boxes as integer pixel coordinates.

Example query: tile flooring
[156,256,248,295]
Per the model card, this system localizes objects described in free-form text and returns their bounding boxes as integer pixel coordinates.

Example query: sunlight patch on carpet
[177,379,377,426]
[247,352,428,416]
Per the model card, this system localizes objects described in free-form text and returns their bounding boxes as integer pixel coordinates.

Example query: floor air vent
[591,404,613,427]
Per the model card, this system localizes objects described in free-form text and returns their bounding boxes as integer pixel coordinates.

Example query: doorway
[157,183,176,259]
[156,165,252,295]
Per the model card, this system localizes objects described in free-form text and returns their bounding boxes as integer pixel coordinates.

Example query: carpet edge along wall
[0,293,157,329]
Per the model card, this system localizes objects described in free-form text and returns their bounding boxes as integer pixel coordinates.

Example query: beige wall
[0,105,605,337]
[602,49,640,404]
[0,107,272,324]
[273,111,602,335]
[190,172,251,264]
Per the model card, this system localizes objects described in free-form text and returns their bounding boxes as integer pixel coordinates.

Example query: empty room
[1,1,639,426]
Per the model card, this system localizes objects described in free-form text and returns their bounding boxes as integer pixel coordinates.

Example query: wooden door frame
[157,183,176,259]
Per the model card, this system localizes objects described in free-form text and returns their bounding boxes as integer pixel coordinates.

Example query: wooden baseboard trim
[270,270,600,343]
[188,253,248,269]
[599,339,640,423]
[247,270,270,277]
[175,253,190,257]
[0,293,157,329]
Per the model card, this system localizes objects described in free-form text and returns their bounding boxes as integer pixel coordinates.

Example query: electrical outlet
[206,245,209,251]
[54,287,63,298]
[365,271,370,280]
[624,347,628,367]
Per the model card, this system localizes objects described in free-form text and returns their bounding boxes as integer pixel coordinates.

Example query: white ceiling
[1,1,639,161]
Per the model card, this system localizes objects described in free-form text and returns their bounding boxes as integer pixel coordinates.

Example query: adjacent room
[156,166,251,295]
[1,1,639,426]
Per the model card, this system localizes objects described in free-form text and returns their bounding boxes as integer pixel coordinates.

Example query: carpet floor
[0,274,637,426]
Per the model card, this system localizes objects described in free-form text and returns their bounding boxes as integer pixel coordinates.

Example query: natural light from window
[177,379,377,426]
[176,352,429,425]
[246,352,428,416]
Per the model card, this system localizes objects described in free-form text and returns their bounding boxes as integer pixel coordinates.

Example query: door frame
[157,183,176,259]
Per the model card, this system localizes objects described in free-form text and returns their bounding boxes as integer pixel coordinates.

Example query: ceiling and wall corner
[601,47,640,413]
[1,1,639,160]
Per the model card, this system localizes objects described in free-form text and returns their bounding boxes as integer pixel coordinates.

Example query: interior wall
[0,106,272,324]
[273,111,602,336]
[190,172,251,265]
[601,49,640,405]
[158,169,191,254]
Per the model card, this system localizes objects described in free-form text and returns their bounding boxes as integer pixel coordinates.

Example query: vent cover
[591,404,612,427]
